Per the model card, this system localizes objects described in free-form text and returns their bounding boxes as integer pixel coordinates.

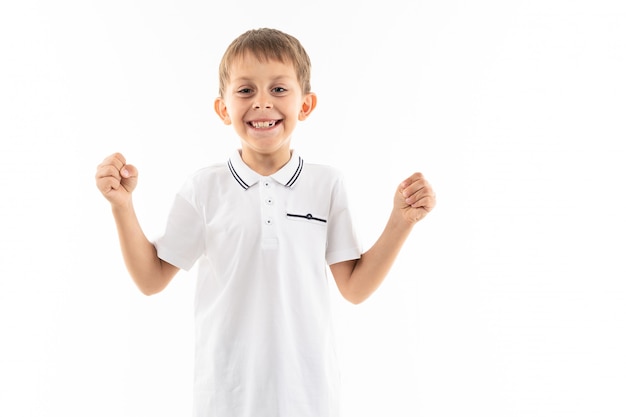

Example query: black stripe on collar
[228,159,249,190]
[285,156,303,188]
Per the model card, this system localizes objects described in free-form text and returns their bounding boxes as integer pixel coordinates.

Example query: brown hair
[218,28,312,97]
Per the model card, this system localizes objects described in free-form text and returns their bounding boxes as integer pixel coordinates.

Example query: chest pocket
[285,201,329,240]
[284,193,331,259]
[285,208,328,252]
[284,195,330,253]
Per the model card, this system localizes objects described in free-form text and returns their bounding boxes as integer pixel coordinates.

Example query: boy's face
[214,53,316,163]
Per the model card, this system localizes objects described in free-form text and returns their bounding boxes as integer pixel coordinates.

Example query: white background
[1,1,625,416]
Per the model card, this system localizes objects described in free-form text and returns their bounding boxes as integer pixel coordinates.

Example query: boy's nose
[253,95,273,109]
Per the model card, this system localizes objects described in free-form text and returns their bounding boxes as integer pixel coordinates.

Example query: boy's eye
[272,87,287,93]
[237,88,253,94]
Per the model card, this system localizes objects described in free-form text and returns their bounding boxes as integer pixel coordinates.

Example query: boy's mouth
[248,120,280,129]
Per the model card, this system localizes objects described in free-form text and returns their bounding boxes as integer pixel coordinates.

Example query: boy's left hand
[395,172,436,224]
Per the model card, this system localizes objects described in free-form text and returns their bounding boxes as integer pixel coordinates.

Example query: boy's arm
[330,172,435,304]
[96,153,179,295]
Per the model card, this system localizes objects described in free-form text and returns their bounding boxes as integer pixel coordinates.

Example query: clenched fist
[95,153,138,207]
[395,172,436,224]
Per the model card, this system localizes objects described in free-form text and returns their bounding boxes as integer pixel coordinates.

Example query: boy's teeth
[252,121,275,128]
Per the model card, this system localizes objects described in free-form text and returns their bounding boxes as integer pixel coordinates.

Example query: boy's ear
[298,93,317,121]
[214,97,231,125]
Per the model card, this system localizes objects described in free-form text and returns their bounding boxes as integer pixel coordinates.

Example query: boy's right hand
[95,153,138,207]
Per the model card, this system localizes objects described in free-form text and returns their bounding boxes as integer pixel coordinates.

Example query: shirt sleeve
[325,174,362,265]
[154,191,205,271]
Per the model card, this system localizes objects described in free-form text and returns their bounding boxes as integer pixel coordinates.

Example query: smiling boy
[96,28,435,417]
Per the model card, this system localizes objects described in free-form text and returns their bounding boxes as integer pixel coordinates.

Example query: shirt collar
[228,150,304,190]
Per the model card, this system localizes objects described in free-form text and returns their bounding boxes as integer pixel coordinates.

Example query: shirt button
[265,198,273,205]
[265,218,273,225]
[263,181,271,188]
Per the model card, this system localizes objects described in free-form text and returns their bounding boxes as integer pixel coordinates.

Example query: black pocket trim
[286,213,327,223]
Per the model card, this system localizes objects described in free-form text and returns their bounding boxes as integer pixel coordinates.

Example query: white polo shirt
[154,150,362,417]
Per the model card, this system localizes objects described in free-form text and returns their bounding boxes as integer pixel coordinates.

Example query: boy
[95,28,435,417]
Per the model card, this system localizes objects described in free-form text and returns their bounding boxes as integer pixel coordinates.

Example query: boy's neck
[240,148,293,176]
